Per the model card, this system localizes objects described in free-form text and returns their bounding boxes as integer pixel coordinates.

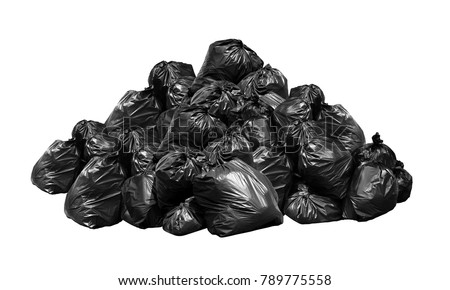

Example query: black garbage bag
[148,60,195,89]
[297,114,365,199]
[71,120,105,162]
[273,98,312,128]
[191,39,263,94]
[193,159,283,237]
[204,124,254,166]
[238,64,288,100]
[64,154,127,228]
[393,160,413,203]
[155,150,207,211]
[113,128,146,176]
[252,146,293,211]
[162,197,205,236]
[239,92,285,120]
[189,80,243,125]
[31,139,82,194]
[241,117,276,149]
[131,147,155,176]
[158,104,227,150]
[84,133,120,161]
[164,77,194,109]
[318,104,366,152]
[289,84,325,120]
[105,88,163,133]
[353,132,397,169]
[121,170,163,229]
[343,162,398,221]
[284,180,342,224]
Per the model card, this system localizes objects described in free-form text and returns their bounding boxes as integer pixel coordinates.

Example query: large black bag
[393,160,413,203]
[71,120,105,162]
[289,84,325,120]
[191,39,264,94]
[193,159,283,237]
[189,80,243,125]
[343,162,398,221]
[284,180,342,224]
[121,170,163,229]
[64,154,127,228]
[155,150,207,211]
[162,197,205,236]
[296,104,365,199]
[105,88,163,133]
[238,64,288,100]
[148,60,195,89]
[252,146,293,211]
[158,104,227,150]
[31,139,82,194]
[353,132,397,169]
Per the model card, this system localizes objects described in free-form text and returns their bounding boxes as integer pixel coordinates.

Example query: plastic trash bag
[241,117,276,149]
[189,80,243,125]
[155,150,207,211]
[297,116,364,199]
[131,147,155,176]
[239,92,285,120]
[105,88,163,133]
[343,162,398,221]
[158,104,227,150]
[353,132,397,169]
[121,170,163,228]
[162,197,205,236]
[191,39,263,94]
[64,154,127,228]
[238,64,288,100]
[273,98,312,127]
[84,133,120,161]
[393,160,413,203]
[71,120,105,162]
[31,139,82,194]
[193,159,283,237]
[252,146,293,211]
[156,107,177,142]
[289,84,325,120]
[148,60,195,89]
[204,124,254,166]
[284,180,342,224]
[164,77,194,109]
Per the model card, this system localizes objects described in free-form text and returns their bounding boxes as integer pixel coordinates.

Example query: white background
[1,1,449,289]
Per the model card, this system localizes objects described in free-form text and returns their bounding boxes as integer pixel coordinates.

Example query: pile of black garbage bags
[31,39,413,237]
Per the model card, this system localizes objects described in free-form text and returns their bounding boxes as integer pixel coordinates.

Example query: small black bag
[163,197,205,236]
[393,160,413,203]
[284,180,342,224]
[238,64,288,100]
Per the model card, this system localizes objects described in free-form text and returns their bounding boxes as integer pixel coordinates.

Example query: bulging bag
[193,159,283,237]
[284,180,342,224]
[105,88,162,133]
[31,139,82,194]
[238,64,288,100]
[64,154,127,228]
[121,170,163,229]
[353,132,397,169]
[289,84,325,120]
[71,120,105,162]
[191,39,263,93]
[343,162,398,221]
[155,150,207,211]
[393,160,413,203]
[162,197,205,236]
